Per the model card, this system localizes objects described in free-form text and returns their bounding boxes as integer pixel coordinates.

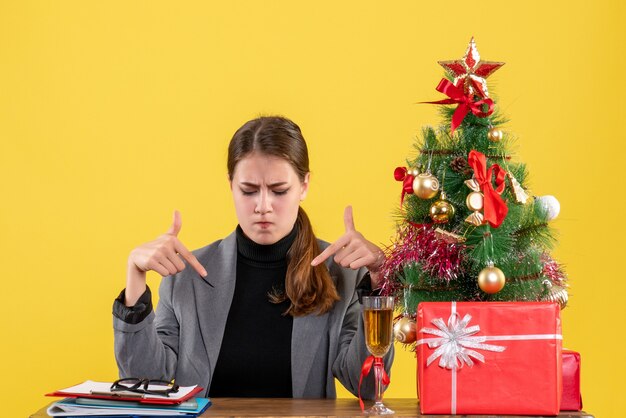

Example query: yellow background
[1,1,624,417]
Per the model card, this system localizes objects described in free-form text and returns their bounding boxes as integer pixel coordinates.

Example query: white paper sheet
[57,380,198,400]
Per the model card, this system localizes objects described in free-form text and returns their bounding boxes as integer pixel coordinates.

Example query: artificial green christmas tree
[381,38,568,346]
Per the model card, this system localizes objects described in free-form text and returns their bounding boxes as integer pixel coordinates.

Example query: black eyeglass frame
[110,378,180,397]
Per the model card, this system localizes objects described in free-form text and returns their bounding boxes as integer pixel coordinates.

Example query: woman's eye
[240,188,288,196]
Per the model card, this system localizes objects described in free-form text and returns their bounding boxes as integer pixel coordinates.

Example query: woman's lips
[255,222,272,229]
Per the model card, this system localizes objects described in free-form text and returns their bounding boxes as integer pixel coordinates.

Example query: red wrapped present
[561,349,583,411]
[417,301,562,415]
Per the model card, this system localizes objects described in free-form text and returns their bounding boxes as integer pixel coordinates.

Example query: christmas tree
[381,38,568,346]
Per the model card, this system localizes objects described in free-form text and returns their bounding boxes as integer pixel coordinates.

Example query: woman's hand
[310,206,385,288]
[125,211,207,306]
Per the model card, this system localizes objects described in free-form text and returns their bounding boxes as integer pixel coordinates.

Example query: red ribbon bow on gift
[358,355,390,412]
[394,167,415,204]
[468,150,508,228]
[423,79,494,134]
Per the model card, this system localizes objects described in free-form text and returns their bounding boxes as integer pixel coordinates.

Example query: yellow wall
[1,1,623,416]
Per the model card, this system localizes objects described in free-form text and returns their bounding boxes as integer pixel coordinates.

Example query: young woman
[113,116,393,398]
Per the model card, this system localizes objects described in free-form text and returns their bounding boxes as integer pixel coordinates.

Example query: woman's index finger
[310,234,350,266]
[174,239,208,277]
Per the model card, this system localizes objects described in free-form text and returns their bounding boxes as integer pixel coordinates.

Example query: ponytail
[270,207,340,316]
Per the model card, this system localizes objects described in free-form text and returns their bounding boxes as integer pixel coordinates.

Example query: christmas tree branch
[419,148,512,160]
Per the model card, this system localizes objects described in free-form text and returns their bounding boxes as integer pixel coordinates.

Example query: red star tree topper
[438,37,504,98]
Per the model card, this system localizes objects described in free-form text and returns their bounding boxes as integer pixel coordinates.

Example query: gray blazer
[113,231,393,399]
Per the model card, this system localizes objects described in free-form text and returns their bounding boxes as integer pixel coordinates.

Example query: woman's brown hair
[227,116,340,316]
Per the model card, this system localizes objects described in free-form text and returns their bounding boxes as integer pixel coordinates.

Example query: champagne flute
[362,296,395,415]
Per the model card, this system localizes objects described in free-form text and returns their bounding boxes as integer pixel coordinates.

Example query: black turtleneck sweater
[208,225,296,398]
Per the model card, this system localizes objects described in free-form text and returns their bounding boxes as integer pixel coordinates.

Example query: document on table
[47,397,211,417]
[54,380,199,400]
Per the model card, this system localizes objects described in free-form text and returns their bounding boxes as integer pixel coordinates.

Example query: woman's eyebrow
[239,181,288,187]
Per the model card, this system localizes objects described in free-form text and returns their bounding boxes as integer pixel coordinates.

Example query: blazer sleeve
[331,268,394,399]
[113,275,179,381]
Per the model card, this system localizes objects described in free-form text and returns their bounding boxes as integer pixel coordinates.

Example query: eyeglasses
[110,378,180,397]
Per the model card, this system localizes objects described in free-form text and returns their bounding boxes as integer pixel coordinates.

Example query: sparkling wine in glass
[362,296,394,415]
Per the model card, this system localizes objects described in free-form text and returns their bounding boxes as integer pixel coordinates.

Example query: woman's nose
[255,190,272,214]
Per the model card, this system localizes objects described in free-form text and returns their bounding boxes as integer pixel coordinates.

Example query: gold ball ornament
[487,127,503,142]
[393,316,417,344]
[478,265,506,294]
[429,192,455,224]
[412,172,440,199]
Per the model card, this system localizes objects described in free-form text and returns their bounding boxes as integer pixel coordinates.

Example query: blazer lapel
[292,309,330,397]
[291,261,337,397]
[192,232,237,386]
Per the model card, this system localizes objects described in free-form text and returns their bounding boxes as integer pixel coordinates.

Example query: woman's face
[230,152,309,245]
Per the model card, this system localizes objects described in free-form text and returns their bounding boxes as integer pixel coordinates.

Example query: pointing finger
[311,234,350,266]
[174,239,208,277]
[344,205,355,232]
[166,210,182,236]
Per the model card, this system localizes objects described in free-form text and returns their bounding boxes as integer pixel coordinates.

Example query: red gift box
[561,349,583,411]
[417,302,562,415]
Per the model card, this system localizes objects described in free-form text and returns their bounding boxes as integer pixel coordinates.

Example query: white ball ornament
[536,195,560,221]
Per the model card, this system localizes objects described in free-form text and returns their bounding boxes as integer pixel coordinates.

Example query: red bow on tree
[394,167,415,204]
[423,79,494,134]
[468,150,508,228]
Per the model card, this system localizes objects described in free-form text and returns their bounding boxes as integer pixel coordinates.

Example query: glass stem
[374,357,385,404]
